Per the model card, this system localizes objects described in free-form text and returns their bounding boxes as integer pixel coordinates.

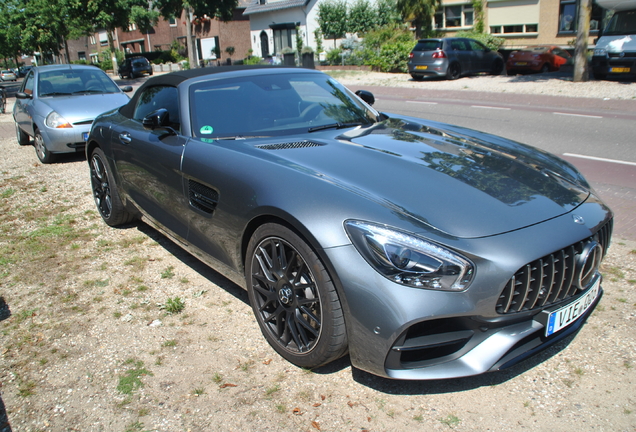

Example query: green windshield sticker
[200,125,214,135]
[201,138,214,143]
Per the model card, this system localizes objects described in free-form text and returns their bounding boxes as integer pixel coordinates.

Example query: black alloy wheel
[246,224,347,369]
[447,62,461,80]
[89,147,134,226]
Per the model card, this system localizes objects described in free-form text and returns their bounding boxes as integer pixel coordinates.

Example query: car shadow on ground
[129,220,585,394]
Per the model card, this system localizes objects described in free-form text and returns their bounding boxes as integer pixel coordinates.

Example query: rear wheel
[491,58,505,75]
[540,63,550,73]
[446,62,461,80]
[89,147,135,226]
[245,223,348,369]
[34,129,56,164]
[16,123,29,145]
[411,74,424,81]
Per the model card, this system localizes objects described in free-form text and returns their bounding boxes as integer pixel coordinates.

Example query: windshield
[38,69,120,97]
[189,72,378,139]
[604,10,636,36]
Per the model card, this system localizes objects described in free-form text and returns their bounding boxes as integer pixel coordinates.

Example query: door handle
[119,133,132,144]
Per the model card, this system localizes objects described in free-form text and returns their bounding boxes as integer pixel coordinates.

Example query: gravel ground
[1,73,635,432]
[331,69,636,101]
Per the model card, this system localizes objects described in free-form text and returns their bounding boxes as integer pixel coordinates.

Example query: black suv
[118,56,153,79]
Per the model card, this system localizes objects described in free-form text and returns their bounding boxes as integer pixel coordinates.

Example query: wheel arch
[240,212,353,320]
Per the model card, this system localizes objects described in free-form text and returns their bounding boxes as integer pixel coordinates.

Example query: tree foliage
[317,0,348,46]
[396,0,442,39]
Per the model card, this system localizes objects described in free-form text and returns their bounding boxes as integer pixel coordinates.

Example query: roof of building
[243,0,309,15]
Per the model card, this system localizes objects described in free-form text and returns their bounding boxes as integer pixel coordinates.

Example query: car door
[448,39,473,73]
[109,85,190,241]
[466,39,490,72]
[13,70,36,135]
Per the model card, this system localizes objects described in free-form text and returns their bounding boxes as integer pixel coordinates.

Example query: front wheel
[34,129,56,164]
[245,224,348,369]
[491,58,505,75]
[89,147,135,226]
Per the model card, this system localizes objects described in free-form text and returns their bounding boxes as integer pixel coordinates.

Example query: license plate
[83,132,89,141]
[610,67,630,73]
[545,278,600,337]
[415,65,428,70]
[515,62,528,66]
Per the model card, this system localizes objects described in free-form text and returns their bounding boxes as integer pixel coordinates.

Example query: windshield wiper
[211,135,270,141]
[308,122,365,133]
[40,92,72,97]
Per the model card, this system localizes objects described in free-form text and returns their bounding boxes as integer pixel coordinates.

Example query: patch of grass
[18,380,36,397]
[212,372,222,383]
[124,256,147,272]
[124,421,147,432]
[162,339,177,348]
[83,278,109,288]
[192,387,205,396]
[275,404,286,413]
[161,266,175,279]
[265,384,280,397]
[117,359,153,395]
[1,187,16,199]
[440,414,460,428]
[160,297,185,314]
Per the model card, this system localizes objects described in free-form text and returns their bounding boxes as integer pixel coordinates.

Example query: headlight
[344,220,474,291]
[45,111,72,129]
[593,48,607,56]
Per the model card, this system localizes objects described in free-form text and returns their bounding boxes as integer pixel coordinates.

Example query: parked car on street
[87,65,612,380]
[13,64,133,163]
[408,38,505,80]
[118,56,153,79]
[18,65,33,78]
[0,70,17,81]
[506,45,572,74]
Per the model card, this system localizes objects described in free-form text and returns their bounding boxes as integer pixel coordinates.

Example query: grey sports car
[87,66,613,380]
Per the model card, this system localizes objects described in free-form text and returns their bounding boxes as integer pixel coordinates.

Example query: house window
[78,51,86,61]
[98,31,109,47]
[127,23,137,32]
[434,5,474,29]
[490,24,538,34]
[169,17,177,27]
[90,35,96,45]
[271,25,296,54]
[559,0,603,33]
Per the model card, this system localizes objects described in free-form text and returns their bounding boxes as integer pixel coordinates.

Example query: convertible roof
[119,65,300,118]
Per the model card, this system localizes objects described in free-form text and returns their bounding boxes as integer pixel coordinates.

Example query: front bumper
[591,54,636,76]
[324,198,611,379]
[39,124,90,153]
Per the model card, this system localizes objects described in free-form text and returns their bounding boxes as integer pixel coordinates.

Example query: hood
[596,35,636,52]
[40,93,130,123]
[254,118,590,238]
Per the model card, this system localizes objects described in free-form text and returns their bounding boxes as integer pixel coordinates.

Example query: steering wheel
[300,103,322,121]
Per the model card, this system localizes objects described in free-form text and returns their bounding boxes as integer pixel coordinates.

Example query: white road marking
[553,112,603,119]
[471,105,511,110]
[406,101,438,105]
[563,153,636,166]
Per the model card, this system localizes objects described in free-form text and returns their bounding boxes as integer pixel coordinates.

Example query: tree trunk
[108,31,119,75]
[573,0,592,82]
[185,8,197,68]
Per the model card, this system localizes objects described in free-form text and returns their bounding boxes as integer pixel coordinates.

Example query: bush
[244,56,262,65]
[456,31,505,51]
[365,40,412,72]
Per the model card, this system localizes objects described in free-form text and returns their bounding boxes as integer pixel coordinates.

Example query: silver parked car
[408,37,505,80]
[86,66,612,380]
[13,64,132,163]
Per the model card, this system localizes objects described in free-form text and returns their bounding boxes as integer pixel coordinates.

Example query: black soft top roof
[119,65,302,118]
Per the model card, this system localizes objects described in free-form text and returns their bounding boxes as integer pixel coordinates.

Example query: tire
[491,59,505,75]
[411,74,424,81]
[16,122,29,145]
[540,63,550,74]
[33,129,56,164]
[446,62,461,80]
[89,147,135,227]
[245,224,348,369]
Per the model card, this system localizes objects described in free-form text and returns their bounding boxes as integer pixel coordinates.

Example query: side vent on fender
[189,180,219,214]
[255,140,325,150]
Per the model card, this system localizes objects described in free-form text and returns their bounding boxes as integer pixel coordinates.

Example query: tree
[87,0,159,73]
[153,0,238,68]
[396,0,442,39]
[0,0,24,66]
[376,0,402,27]
[573,0,592,82]
[317,0,348,49]
[348,0,377,35]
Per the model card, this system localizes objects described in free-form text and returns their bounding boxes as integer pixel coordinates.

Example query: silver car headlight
[46,111,72,129]
[344,220,474,291]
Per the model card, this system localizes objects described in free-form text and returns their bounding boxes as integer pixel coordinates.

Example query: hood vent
[256,140,325,150]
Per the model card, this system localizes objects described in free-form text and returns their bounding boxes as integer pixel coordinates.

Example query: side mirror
[121,86,133,93]
[355,90,375,106]
[142,108,177,135]
[16,92,32,100]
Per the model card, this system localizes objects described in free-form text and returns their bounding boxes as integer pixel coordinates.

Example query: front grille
[497,219,612,314]
[256,140,325,150]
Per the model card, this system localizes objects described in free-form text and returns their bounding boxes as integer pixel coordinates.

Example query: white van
[591,0,636,79]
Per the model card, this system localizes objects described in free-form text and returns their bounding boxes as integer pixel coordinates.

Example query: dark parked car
[13,64,132,163]
[408,38,505,80]
[118,56,153,79]
[87,66,612,380]
[506,45,572,74]
[18,65,33,78]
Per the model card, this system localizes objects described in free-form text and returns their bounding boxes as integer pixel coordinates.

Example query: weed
[162,339,177,348]
[265,384,280,397]
[440,414,460,428]
[83,279,109,288]
[113,312,122,319]
[617,298,627,303]
[193,387,205,396]
[160,297,185,314]
[124,421,146,432]
[138,408,150,416]
[117,360,153,395]
[624,360,632,369]
[574,367,584,376]
[180,277,189,284]
[625,408,632,415]
[1,187,16,199]
[275,404,286,413]
[413,413,423,422]
[212,372,223,383]
[136,285,149,292]
[18,380,36,397]
[161,266,175,279]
